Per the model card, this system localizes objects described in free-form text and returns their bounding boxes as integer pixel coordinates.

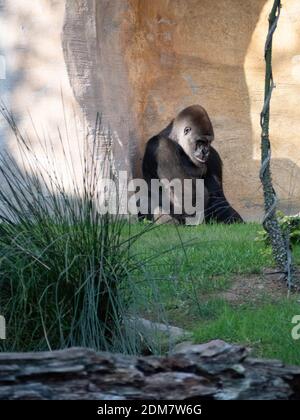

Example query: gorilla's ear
[184,127,191,135]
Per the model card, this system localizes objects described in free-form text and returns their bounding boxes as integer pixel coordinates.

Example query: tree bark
[0,340,300,400]
[260,0,292,285]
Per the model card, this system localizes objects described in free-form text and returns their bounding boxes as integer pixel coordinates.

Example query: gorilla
[142,105,243,224]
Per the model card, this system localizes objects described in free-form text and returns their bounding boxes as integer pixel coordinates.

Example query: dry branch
[0,340,300,400]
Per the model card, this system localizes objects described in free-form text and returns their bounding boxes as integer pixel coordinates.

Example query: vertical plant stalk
[260,0,292,287]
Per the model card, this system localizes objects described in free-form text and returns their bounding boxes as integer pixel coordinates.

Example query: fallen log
[0,340,300,400]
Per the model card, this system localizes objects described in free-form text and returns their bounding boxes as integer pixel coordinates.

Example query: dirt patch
[219,270,295,305]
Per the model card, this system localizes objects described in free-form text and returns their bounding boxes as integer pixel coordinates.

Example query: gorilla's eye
[184,127,191,135]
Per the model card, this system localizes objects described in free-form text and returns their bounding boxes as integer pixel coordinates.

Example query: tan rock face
[1,1,300,220]
[245,0,300,216]
[121,0,265,219]
[0,0,83,194]
[62,0,300,220]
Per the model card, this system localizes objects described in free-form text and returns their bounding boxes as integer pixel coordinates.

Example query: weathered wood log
[0,340,300,400]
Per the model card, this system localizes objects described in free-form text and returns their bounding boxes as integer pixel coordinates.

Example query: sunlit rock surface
[1,0,300,220]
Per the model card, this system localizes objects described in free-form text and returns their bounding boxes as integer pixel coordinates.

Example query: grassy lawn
[193,299,300,366]
[130,222,272,325]
[1,106,299,364]
[1,220,300,364]
[1,109,298,364]
[133,222,270,274]
[130,222,300,365]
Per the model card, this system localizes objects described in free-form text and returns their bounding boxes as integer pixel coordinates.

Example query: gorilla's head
[170,105,214,167]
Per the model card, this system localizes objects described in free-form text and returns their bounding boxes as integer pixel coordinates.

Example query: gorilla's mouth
[195,156,208,163]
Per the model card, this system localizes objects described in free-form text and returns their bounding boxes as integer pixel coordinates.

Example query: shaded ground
[219,271,289,305]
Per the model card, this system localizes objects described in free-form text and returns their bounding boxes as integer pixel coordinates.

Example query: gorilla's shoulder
[207,146,223,181]
[145,134,160,148]
[145,133,178,154]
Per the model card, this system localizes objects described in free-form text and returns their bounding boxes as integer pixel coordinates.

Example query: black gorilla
[142,105,243,224]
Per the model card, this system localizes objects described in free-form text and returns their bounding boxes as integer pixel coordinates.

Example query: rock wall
[0,0,83,194]
[1,0,300,220]
[62,0,300,220]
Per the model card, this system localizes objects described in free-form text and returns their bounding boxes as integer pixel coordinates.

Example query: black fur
[204,148,243,223]
[142,109,243,224]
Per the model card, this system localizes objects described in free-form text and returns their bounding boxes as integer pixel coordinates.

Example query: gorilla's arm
[143,135,205,181]
[205,147,243,223]
[142,135,186,223]
[142,135,207,224]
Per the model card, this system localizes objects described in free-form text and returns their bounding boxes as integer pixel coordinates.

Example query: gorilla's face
[178,124,213,167]
[170,105,214,168]
[183,125,213,165]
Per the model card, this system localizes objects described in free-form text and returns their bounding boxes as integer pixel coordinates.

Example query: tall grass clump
[0,108,159,354]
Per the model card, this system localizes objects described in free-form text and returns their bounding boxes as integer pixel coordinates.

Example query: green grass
[0,109,164,354]
[1,204,299,361]
[132,222,273,277]
[130,222,300,365]
[193,299,300,365]
[128,222,274,324]
[1,214,300,363]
